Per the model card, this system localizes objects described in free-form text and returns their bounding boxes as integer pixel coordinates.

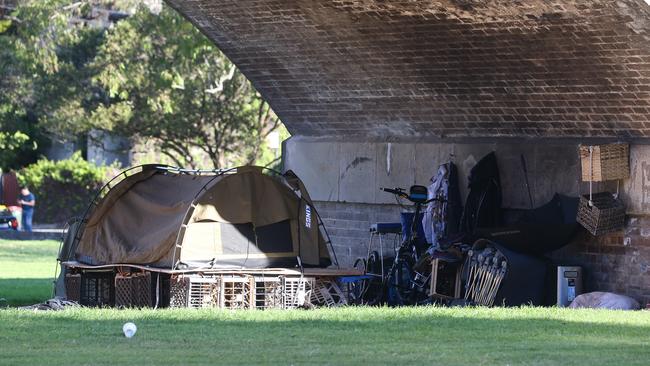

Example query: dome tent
[71,165,334,270]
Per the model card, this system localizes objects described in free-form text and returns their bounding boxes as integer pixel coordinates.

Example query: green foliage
[2,0,285,170]
[0,130,33,170]
[0,3,49,170]
[17,152,106,223]
[85,5,282,168]
[0,130,29,150]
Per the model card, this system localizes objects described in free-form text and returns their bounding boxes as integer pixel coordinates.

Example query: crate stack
[64,270,350,310]
[577,143,628,236]
[168,274,334,309]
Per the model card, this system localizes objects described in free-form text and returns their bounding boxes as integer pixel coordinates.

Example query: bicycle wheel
[387,254,415,306]
[348,257,367,305]
[363,251,384,305]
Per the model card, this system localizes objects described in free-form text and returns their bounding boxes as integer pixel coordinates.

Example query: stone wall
[552,217,650,305]
[315,201,401,267]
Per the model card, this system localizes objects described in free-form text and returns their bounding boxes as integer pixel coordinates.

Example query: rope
[154,273,160,309]
[588,146,594,207]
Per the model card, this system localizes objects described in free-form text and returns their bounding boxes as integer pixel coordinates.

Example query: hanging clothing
[422,161,462,248]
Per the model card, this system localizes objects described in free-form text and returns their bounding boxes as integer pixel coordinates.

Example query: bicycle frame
[380,186,437,305]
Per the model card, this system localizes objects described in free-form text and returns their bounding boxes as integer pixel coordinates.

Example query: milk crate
[169,276,190,308]
[80,270,115,307]
[254,276,283,309]
[187,276,221,308]
[577,192,625,236]
[221,275,255,309]
[114,272,152,308]
[579,143,629,182]
[65,273,81,302]
[282,276,316,309]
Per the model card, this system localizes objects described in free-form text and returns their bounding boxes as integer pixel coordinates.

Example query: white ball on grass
[122,322,137,338]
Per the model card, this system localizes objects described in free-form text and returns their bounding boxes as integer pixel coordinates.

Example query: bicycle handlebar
[380,187,407,197]
[380,187,444,204]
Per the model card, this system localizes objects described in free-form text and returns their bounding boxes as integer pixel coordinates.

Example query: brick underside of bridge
[168,0,650,139]
[168,0,650,304]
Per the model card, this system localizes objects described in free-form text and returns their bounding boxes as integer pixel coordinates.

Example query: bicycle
[380,185,438,306]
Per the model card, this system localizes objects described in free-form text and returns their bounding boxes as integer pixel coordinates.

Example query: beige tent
[72,165,334,269]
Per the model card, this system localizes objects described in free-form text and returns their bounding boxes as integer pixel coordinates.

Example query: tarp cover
[76,172,213,267]
[75,167,331,268]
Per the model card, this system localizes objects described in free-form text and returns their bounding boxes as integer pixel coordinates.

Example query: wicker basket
[577,192,625,236]
[579,143,629,182]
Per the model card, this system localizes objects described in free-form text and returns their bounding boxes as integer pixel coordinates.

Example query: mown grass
[2,239,650,365]
[1,306,650,366]
[0,239,59,306]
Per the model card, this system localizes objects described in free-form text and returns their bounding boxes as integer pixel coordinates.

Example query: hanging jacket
[423,161,462,247]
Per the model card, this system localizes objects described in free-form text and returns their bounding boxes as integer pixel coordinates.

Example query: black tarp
[459,152,502,234]
[492,242,547,306]
[476,194,579,255]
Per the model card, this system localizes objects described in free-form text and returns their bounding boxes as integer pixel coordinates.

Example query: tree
[0,4,48,170]
[0,0,101,170]
[89,5,281,168]
[4,1,284,170]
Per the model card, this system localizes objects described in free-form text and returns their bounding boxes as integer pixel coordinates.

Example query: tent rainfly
[68,165,335,270]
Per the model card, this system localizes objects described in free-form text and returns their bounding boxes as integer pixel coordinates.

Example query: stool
[338,275,375,304]
[368,222,402,280]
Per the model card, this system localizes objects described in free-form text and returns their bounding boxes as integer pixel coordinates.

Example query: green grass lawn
[1,306,650,366]
[1,239,650,365]
[0,238,59,306]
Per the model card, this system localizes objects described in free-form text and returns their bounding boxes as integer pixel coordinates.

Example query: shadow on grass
[1,308,649,365]
[0,278,53,306]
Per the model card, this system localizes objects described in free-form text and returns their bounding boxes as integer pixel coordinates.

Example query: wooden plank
[61,261,362,276]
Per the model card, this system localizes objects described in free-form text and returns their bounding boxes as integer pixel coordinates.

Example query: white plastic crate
[221,275,255,309]
[187,276,220,308]
[254,276,283,309]
[282,276,315,309]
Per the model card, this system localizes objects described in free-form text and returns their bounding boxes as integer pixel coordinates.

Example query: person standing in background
[18,186,35,232]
